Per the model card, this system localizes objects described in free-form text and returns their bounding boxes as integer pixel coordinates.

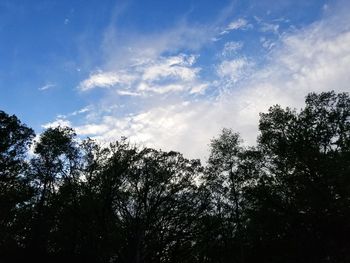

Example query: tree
[202,128,247,263]
[26,126,80,258]
[249,91,350,262]
[0,110,35,259]
[92,140,204,263]
[1,91,349,262]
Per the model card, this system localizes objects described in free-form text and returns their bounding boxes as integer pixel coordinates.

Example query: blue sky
[1,0,350,160]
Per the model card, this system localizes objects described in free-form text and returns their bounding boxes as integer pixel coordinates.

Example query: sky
[1,0,350,161]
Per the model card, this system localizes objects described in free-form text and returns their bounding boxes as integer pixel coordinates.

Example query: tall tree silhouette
[0,90,349,263]
[248,91,350,262]
[200,129,246,262]
[0,111,35,260]
[92,140,204,263]
[27,126,80,258]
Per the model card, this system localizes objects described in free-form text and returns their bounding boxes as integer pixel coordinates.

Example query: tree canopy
[0,91,349,263]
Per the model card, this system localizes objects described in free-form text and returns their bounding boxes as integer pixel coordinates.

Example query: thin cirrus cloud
[220,18,252,35]
[38,83,56,91]
[254,16,280,34]
[78,54,206,96]
[78,71,135,91]
[44,2,350,161]
[217,58,251,81]
[221,41,244,57]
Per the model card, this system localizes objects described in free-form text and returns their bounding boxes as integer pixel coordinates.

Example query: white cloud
[42,119,72,129]
[141,54,199,82]
[101,20,217,69]
[226,18,250,31]
[190,83,209,94]
[221,41,243,57]
[39,83,55,91]
[117,90,141,96]
[75,123,110,135]
[217,58,250,82]
[138,83,186,94]
[78,71,135,91]
[260,37,276,50]
[220,18,252,35]
[65,2,350,161]
[259,22,279,34]
[71,106,91,116]
[78,54,205,96]
[74,102,214,159]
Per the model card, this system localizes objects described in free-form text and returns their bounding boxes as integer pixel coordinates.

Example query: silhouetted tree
[201,129,243,262]
[93,140,204,263]
[247,91,350,262]
[26,126,80,259]
[0,90,349,263]
[0,111,35,260]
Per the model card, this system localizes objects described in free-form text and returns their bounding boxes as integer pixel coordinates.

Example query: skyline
[1,0,349,160]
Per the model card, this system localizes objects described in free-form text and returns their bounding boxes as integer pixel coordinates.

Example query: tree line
[0,91,349,262]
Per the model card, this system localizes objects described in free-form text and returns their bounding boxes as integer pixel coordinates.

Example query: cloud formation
[78,71,135,91]
[39,83,56,91]
[78,54,206,96]
[221,41,244,57]
[45,2,350,161]
[220,18,252,35]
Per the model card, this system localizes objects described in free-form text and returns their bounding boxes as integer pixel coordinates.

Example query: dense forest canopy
[0,91,350,263]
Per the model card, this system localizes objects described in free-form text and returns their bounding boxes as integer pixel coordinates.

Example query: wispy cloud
[71,106,91,116]
[221,41,244,57]
[259,22,279,34]
[39,83,55,91]
[46,1,350,161]
[220,18,252,35]
[78,70,135,91]
[227,18,249,30]
[78,54,206,96]
[260,37,276,50]
[42,118,71,129]
[217,58,250,81]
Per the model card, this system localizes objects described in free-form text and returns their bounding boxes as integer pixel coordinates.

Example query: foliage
[0,91,349,262]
